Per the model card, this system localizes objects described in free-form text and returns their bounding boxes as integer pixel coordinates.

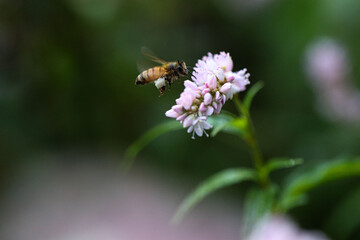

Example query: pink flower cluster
[165,52,250,138]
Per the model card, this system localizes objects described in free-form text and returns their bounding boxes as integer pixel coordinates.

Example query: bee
[135,49,189,96]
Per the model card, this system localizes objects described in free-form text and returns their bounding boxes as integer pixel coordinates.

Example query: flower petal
[183,114,195,128]
[165,109,179,118]
[220,82,232,93]
[199,102,207,112]
[187,125,194,133]
[206,106,214,116]
[202,88,210,95]
[194,123,203,137]
[172,105,183,114]
[221,94,226,104]
[215,68,225,82]
[207,75,217,89]
[184,80,198,90]
[202,121,213,130]
[215,91,221,102]
[212,101,218,110]
[204,93,212,105]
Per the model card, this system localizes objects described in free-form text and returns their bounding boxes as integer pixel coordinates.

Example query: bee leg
[159,86,166,97]
[166,77,173,89]
[168,80,172,89]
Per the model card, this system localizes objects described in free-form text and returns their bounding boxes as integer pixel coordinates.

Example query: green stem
[234,95,268,187]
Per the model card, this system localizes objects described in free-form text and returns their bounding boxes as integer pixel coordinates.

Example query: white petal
[215,91,221,102]
[172,105,183,114]
[220,83,232,93]
[187,126,194,133]
[165,109,179,118]
[204,93,212,105]
[207,75,217,89]
[202,121,213,129]
[199,102,207,112]
[206,106,214,116]
[194,123,203,137]
[183,114,194,127]
[184,80,198,90]
[176,113,188,121]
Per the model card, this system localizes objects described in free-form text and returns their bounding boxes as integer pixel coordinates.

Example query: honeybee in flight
[135,48,189,96]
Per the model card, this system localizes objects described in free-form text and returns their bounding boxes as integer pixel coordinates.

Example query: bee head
[177,60,189,76]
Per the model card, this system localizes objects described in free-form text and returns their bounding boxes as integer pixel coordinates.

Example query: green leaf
[123,120,182,169]
[264,158,303,174]
[208,113,245,137]
[325,186,360,240]
[232,118,247,129]
[243,81,264,110]
[278,158,360,211]
[242,186,277,237]
[208,114,234,137]
[171,168,256,225]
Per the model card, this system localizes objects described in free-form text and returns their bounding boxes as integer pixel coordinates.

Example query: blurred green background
[1,0,360,239]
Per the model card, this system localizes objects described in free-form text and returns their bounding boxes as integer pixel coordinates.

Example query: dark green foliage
[171,168,256,224]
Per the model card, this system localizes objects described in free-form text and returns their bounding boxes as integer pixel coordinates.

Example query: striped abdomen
[135,66,164,85]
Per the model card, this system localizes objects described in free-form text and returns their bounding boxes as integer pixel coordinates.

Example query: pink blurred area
[247,215,329,240]
[305,38,360,124]
[0,153,241,240]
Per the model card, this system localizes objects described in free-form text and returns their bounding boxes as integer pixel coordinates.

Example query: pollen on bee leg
[154,77,166,89]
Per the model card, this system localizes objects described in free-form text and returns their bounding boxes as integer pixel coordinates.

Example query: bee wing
[136,59,152,73]
[141,46,167,65]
